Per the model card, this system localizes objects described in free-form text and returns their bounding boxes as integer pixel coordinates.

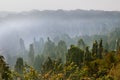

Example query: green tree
[104,42,109,52]
[92,40,98,58]
[56,40,67,63]
[41,57,53,73]
[98,39,103,59]
[66,45,84,67]
[0,55,11,80]
[15,57,24,74]
[84,46,91,62]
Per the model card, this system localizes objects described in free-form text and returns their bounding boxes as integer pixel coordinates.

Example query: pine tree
[66,45,84,67]
[15,57,24,74]
[0,55,11,80]
[92,40,98,58]
[98,39,103,59]
[84,46,91,61]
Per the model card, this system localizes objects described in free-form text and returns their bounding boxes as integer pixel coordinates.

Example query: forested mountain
[0,9,120,80]
[0,10,120,38]
[1,32,120,80]
[0,10,120,56]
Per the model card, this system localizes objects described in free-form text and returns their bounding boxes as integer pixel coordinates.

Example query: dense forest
[0,10,120,80]
[0,26,120,80]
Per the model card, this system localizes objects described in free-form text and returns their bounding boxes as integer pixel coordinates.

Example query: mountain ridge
[0,9,120,56]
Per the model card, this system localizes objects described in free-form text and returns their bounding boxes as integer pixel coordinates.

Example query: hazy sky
[0,0,120,12]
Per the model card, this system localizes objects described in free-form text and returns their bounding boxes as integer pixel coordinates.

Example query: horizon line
[0,9,120,13]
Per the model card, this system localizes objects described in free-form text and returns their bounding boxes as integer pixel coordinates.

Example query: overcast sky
[0,0,120,12]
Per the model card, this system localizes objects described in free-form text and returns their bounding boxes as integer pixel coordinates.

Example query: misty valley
[0,10,120,80]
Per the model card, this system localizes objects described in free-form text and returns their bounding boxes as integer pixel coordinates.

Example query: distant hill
[0,10,120,36]
[0,9,120,55]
